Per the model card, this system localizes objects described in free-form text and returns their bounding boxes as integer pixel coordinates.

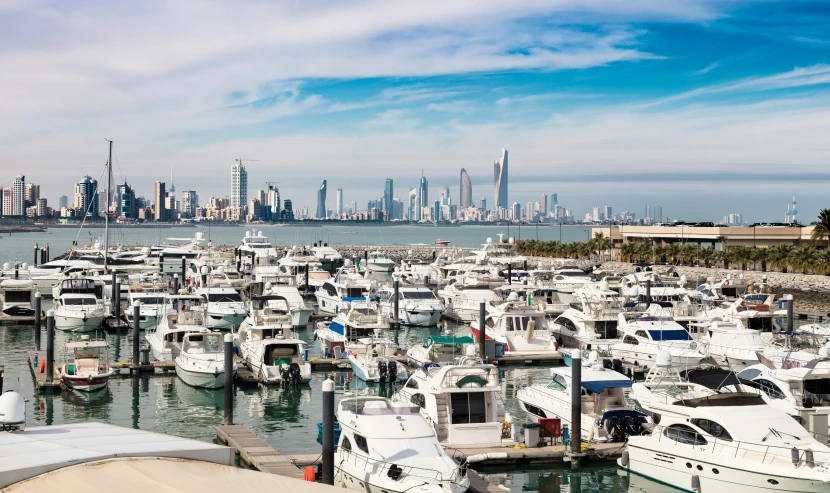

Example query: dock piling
[784,294,794,331]
[132,301,140,367]
[393,280,400,328]
[224,333,234,425]
[45,310,55,383]
[570,349,582,467]
[159,253,164,273]
[114,281,121,321]
[34,292,41,350]
[304,263,309,295]
[508,263,512,285]
[0,366,4,393]
[479,302,486,360]
[645,279,651,305]
[172,274,179,294]
[181,256,187,286]
[321,377,335,485]
[33,245,38,265]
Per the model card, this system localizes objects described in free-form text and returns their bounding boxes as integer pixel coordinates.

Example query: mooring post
[114,281,121,322]
[159,253,164,273]
[181,256,187,286]
[0,366,4,393]
[224,333,234,425]
[45,244,50,261]
[784,294,794,332]
[304,263,310,295]
[40,248,46,264]
[33,245,38,265]
[479,302,486,359]
[322,377,335,485]
[570,349,582,467]
[393,279,400,328]
[46,310,55,383]
[645,279,652,305]
[132,301,141,367]
[172,273,179,294]
[34,292,42,350]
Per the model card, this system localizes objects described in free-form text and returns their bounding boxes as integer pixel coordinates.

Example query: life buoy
[723,280,730,286]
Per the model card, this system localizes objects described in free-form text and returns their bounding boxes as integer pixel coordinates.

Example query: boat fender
[39,358,46,374]
[806,449,815,468]
[588,426,594,441]
[691,473,700,491]
[792,447,800,466]
[303,466,316,482]
[620,450,629,467]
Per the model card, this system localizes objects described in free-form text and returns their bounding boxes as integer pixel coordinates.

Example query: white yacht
[550,286,625,351]
[237,230,280,273]
[59,336,114,392]
[0,274,37,318]
[51,278,106,332]
[315,300,395,355]
[619,394,830,492]
[611,311,708,368]
[335,396,469,493]
[517,364,650,443]
[365,251,395,273]
[549,265,595,296]
[148,231,207,260]
[437,284,498,323]
[393,362,507,447]
[470,296,560,357]
[196,285,247,330]
[262,283,314,327]
[315,266,375,315]
[348,343,409,383]
[175,332,235,389]
[146,295,210,361]
[125,287,174,330]
[406,335,476,367]
[377,284,444,327]
[627,352,720,419]
[311,243,344,273]
[700,320,766,370]
[235,296,310,385]
[277,246,330,290]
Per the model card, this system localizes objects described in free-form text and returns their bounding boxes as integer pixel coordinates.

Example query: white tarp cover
[0,423,232,488]
[2,458,339,493]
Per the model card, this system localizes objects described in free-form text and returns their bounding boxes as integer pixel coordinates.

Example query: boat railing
[339,448,460,483]
[653,424,830,468]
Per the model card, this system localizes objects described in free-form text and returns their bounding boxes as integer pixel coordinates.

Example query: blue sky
[1,0,829,222]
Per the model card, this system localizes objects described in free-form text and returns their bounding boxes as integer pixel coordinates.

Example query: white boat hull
[175,360,227,389]
[205,311,246,330]
[401,307,442,327]
[336,462,466,493]
[292,309,313,327]
[54,313,104,332]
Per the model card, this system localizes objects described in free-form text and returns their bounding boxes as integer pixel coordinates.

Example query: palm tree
[818,248,830,276]
[768,244,794,273]
[698,246,717,268]
[665,243,681,266]
[621,242,636,263]
[751,247,769,272]
[720,249,733,269]
[679,244,699,266]
[790,246,817,274]
[731,246,752,271]
[811,209,830,246]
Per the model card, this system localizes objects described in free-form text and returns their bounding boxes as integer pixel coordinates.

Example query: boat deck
[27,350,61,390]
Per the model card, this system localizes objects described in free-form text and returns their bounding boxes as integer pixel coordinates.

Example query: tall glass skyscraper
[383,179,393,215]
[459,168,472,208]
[417,175,428,221]
[75,175,99,218]
[316,180,327,219]
[230,162,247,209]
[336,188,343,215]
[494,148,508,210]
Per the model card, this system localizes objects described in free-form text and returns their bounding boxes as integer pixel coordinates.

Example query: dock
[26,350,62,390]
[0,315,36,325]
[446,442,623,466]
[214,424,305,479]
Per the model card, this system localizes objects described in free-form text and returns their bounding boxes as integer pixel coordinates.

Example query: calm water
[0,224,591,264]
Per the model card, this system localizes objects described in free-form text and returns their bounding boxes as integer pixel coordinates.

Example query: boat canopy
[427,335,474,345]
[647,329,693,341]
[558,366,633,393]
[583,379,633,393]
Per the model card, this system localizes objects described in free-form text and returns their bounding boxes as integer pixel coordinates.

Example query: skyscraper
[59,195,68,210]
[75,175,98,218]
[540,194,547,216]
[182,190,198,218]
[117,182,137,219]
[316,180,327,219]
[417,175,428,221]
[266,186,280,221]
[460,168,472,208]
[481,197,486,210]
[336,188,343,215]
[493,148,508,209]
[24,183,39,208]
[383,179,393,214]
[230,162,247,209]
[12,175,25,216]
[154,181,167,221]
[408,188,417,221]
[551,193,558,207]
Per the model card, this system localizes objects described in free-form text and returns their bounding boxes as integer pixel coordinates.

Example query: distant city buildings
[154,181,167,221]
[230,162,247,209]
[181,190,198,218]
[316,180,327,219]
[118,182,137,219]
[336,188,343,215]
[723,213,743,225]
[494,148,508,210]
[785,195,798,223]
[75,176,98,218]
[383,179,393,216]
[460,168,472,209]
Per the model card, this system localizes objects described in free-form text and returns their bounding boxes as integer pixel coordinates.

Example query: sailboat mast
[104,139,113,272]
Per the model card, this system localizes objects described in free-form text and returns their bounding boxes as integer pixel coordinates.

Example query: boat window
[756,379,786,400]
[623,335,639,345]
[411,393,426,408]
[804,379,830,395]
[691,419,732,441]
[556,317,577,332]
[663,424,708,446]
[737,368,762,380]
[137,297,166,305]
[341,436,351,451]
[4,291,31,303]
[184,334,223,354]
[634,331,649,339]
[402,291,437,300]
[506,318,513,331]
[546,373,567,391]
[354,434,369,453]
[207,292,243,303]
[346,288,366,298]
[405,378,418,389]
[63,298,99,306]
[451,393,487,424]
[485,317,495,328]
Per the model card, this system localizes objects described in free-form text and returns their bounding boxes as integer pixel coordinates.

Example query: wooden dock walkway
[214,424,305,479]
[27,350,61,390]
[446,442,623,465]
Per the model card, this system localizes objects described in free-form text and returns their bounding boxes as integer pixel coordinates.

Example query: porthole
[685,463,692,469]
[696,465,703,471]
[768,479,779,485]
[712,468,719,475]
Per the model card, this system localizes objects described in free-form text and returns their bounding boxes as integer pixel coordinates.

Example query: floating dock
[214,424,305,479]
[27,350,61,390]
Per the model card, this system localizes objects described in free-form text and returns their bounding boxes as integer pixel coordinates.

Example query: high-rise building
[393,197,403,221]
[336,188,343,215]
[408,188,417,221]
[36,198,47,217]
[440,186,450,202]
[417,175,428,221]
[459,168,472,208]
[551,193,558,207]
[59,195,68,210]
[24,183,39,208]
[316,180,327,219]
[282,199,294,221]
[493,148,508,209]
[154,181,167,221]
[182,190,198,218]
[1,188,12,216]
[12,175,25,216]
[604,206,613,222]
[266,186,280,221]
[433,200,441,222]
[117,182,137,219]
[785,196,798,224]
[511,202,520,221]
[592,207,602,222]
[74,175,98,218]
[230,162,247,209]
[540,194,548,217]
[481,197,486,211]
[383,179,393,214]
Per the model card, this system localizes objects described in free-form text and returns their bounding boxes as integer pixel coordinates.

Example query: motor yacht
[377,284,444,327]
[335,396,469,493]
[548,265,595,297]
[0,273,37,318]
[262,283,314,327]
[125,286,174,330]
[175,332,235,389]
[278,246,330,291]
[237,229,280,273]
[311,243,344,273]
[51,278,106,332]
[314,300,395,356]
[406,336,476,367]
[196,285,247,330]
[611,311,708,368]
[549,286,625,351]
[315,266,375,315]
[437,283,498,323]
[700,320,766,370]
[701,292,785,334]
[146,295,210,361]
[59,336,114,392]
[517,363,650,443]
[393,362,507,447]
[235,295,310,385]
[470,295,560,357]
[348,343,409,383]
[365,251,395,273]
[627,352,720,419]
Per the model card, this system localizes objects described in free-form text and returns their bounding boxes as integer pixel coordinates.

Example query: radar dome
[656,350,672,367]
[508,292,520,301]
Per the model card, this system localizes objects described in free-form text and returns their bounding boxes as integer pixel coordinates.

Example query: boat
[237,229,280,273]
[196,285,247,330]
[437,283,498,323]
[406,335,476,367]
[146,295,210,361]
[517,362,650,443]
[470,295,560,357]
[311,243,344,273]
[277,246,331,291]
[377,283,444,327]
[347,343,409,383]
[0,274,37,318]
[619,391,830,492]
[611,311,708,368]
[51,278,106,332]
[393,361,508,447]
[700,320,766,370]
[175,332,236,388]
[125,286,174,330]
[365,251,395,273]
[549,285,626,351]
[334,396,469,493]
[60,336,114,392]
[315,265,376,315]
[314,299,395,356]
[431,240,451,246]
[234,295,310,385]
[261,283,314,327]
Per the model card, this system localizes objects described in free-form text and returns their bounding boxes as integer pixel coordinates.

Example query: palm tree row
[515,239,830,275]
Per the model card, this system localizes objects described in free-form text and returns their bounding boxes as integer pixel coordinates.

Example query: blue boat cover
[582,379,633,393]
[329,321,345,335]
[647,329,693,341]
[600,409,646,424]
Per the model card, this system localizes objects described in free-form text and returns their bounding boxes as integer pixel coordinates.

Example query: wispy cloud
[693,61,720,75]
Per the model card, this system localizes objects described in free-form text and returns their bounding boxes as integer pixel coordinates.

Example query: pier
[27,350,61,390]
[214,424,306,479]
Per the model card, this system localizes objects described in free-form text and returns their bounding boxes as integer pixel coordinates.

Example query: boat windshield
[344,399,419,415]
[557,271,588,277]
[137,297,167,305]
[63,298,99,306]
[402,291,437,300]
[206,292,243,303]
[647,329,693,341]
[183,334,223,354]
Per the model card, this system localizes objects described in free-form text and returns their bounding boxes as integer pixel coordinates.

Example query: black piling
[114,281,121,321]
[132,302,140,366]
[45,310,55,383]
[304,263,310,295]
[34,292,42,350]
[172,274,179,294]
[159,253,164,273]
[224,333,234,425]
[785,294,794,332]
[45,244,50,261]
[322,377,335,485]
[508,263,512,285]
[570,349,582,463]
[645,279,652,305]
[0,366,3,393]
[393,280,400,328]
[181,256,187,286]
[33,245,38,265]
[479,302,486,359]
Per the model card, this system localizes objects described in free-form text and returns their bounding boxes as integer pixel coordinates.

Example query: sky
[1,0,829,222]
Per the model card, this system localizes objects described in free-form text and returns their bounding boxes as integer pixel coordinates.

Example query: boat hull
[175,360,226,389]
[54,314,104,332]
[205,312,246,330]
[335,464,467,493]
[401,308,442,327]
[61,374,110,392]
